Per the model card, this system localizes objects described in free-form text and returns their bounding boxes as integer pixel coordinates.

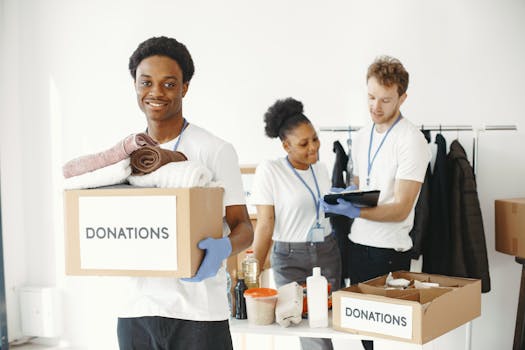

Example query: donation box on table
[63,186,224,278]
[332,271,481,344]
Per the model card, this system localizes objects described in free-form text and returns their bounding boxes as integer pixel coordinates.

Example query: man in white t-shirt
[117,36,253,350]
[323,56,430,350]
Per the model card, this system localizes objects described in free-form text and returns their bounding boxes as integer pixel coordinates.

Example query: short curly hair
[264,98,310,140]
[367,56,409,96]
[129,36,195,83]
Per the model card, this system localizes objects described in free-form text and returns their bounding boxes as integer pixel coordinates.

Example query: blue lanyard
[173,119,188,152]
[285,157,321,225]
[367,114,402,186]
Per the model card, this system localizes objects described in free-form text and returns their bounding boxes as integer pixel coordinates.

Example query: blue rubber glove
[329,184,358,193]
[181,237,232,282]
[330,187,345,193]
[322,198,361,219]
[346,184,358,191]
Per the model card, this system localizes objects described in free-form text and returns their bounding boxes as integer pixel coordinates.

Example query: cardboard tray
[332,271,481,344]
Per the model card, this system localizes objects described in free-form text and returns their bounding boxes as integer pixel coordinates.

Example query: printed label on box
[78,195,178,270]
[340,296,413,339]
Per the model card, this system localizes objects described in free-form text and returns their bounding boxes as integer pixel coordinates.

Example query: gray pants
[271,235,342,350]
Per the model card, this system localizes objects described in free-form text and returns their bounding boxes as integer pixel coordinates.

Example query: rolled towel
[62,132,158,178]
[130,146,187,175]
[128,161,214,188]
[64,159,132,190]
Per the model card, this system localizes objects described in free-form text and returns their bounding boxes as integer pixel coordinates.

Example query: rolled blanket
[64,159,132,190]
[127,161,214,188]
[62,132,158,178]
[130,145,187,175]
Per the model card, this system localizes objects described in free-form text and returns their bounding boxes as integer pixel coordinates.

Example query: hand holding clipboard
[323,189,380,208]
[322,189,380,219]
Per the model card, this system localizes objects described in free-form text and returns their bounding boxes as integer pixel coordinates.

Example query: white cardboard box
[64,186,223,278]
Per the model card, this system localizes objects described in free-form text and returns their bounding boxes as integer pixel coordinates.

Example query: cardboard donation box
[332,271,481,344]
[64,187,224,278]
[495,198,525,258]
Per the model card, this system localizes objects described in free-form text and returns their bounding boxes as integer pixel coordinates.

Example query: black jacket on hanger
[447,140,491,293]
[331,140,348,187]
[408,130,431,259]
[330,141,352,286]
[422,133,450,275]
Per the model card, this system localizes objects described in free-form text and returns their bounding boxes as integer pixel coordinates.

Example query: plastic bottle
[234,271,248,319]
[226,271,232,316]
[242,250,259,289]
[306,266,328,328]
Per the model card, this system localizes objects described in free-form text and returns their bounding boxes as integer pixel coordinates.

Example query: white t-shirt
[119,123,246,321]
[350,117,431,251]
[250,158,332,242]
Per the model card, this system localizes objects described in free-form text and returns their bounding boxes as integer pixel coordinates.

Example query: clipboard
[323,190,380,208]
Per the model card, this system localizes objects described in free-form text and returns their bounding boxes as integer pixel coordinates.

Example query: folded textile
[64,159,132,190]
[130,146,187,175]
[275,282,304,328]
[62,133,158,178]
[127,161,214,188]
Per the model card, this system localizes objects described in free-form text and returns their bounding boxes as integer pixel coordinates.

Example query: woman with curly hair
[250,97,341,350]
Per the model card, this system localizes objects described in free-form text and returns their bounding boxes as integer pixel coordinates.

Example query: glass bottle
[234,271,248,319]
[242,249,260,289]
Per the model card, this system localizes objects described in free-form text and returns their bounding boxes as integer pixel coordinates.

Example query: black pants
[117,316,233,350]
[348,241,412,350]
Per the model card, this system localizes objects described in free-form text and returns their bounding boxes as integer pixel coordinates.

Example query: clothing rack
[320,124,517,132]
[320,124,517,175]
[320,123,517,350]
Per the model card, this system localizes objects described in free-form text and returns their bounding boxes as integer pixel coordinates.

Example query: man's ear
[182,82,189,97]
[399,93,407,106]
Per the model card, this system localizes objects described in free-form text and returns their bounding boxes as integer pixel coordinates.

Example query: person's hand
[330,187,345,193]
[181,237,232,282]
[322,198,361,219]
[330,184,358,193]
[344,184,358,191]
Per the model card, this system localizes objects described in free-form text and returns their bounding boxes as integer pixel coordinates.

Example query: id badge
[309,224,325,242]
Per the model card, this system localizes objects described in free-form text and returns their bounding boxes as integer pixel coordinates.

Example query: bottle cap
[313,267,321,276]
[246,249,254,254]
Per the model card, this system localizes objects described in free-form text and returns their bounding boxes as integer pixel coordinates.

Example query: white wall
[1,0,27,341]
[1,0,524,348]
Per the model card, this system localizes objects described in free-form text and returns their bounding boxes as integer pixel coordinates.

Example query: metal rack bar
[319,124,517,132]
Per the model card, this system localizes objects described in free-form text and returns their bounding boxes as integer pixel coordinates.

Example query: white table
[228,314,451,350]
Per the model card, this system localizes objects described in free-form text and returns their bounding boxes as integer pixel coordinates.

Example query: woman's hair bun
[264,98,304,138]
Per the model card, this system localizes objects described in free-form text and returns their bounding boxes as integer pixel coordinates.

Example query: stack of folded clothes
[63,133,216,189]
[63,132,158,178]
